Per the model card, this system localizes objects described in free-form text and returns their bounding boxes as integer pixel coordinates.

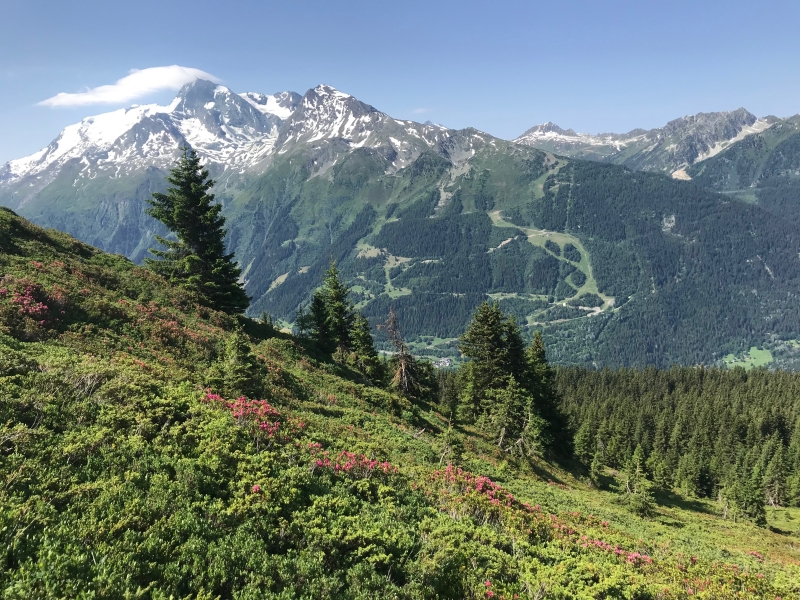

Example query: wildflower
[252,484,261,493]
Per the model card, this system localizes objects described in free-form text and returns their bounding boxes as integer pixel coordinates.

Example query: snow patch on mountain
[692,117,774,163]
[240,91,301,120]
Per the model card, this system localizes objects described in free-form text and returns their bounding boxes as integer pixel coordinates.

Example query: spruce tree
[307,261,355,358]
[487,376,548,458]
[307,290,335,353]
[526,331,570,455]
[590,449,605,488]
[146,147,249,314]
[207,326,261,399]
[574,420,594,463]
[437,369,462,425]
[458,301,526,419]
[761,436,787,507]
[617,445,656,517]
[349,313,383,382]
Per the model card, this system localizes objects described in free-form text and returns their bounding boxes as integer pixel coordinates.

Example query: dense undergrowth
[1,206,799,598]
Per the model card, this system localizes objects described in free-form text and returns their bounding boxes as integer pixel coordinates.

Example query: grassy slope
[1,207,799,599]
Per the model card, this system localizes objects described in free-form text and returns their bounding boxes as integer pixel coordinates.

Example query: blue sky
[2,0,799,164]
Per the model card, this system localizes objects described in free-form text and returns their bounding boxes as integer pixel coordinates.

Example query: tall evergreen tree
[307,291,335,353]
[307,261,355,358]
[525,330,569,454]
[762,438,787,507]
[574,419,594,463]
[487,375,548,458]
[590,448,605,488]
[617,445,656,517]
[349,313,383,382]
[146,147,249,314]
[437,369,462,425]
[458,301,526,420]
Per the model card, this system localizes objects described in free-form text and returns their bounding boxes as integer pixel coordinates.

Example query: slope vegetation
[1,209,799,598]
[236,141,800,368]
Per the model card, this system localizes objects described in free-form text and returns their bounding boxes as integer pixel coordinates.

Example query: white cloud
[413,107,430,114]
[38,65,220,108]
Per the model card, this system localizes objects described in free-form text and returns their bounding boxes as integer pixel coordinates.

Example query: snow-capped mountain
[0,80,299,191]
[1,80,490,196]
[273,84,457,168]
[515,109,777,176]
[0,79,496,263]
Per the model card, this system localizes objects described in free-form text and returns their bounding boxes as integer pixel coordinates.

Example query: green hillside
[2,208,800,598]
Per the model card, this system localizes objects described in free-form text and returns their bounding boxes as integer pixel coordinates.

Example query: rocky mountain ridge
[515,109,778,175]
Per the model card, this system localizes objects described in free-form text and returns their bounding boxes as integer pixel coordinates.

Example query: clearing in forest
[723,346,773,370]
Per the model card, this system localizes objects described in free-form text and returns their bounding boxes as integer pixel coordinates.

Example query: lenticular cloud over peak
[38,65,220,108]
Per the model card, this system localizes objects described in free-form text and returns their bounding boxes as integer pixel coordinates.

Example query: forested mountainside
[3,81,800,368]
[240,148,800,368]
[1,208,799,598]
[514,109,776,176]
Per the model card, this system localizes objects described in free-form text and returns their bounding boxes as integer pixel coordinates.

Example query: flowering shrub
[203,391,286,450]
[0,277,68,339]
[309,443,399,479]
[11,285,49,319]
[427,465,552,542]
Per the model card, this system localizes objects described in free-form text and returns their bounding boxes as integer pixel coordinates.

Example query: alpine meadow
[3,3,800,596]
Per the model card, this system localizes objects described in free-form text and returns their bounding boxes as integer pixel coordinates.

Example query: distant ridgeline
[3,80,800,368]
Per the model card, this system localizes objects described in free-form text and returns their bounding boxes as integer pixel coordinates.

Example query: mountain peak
[175,78,224,100]
[311,84,351,99]
[518,122,578,138]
